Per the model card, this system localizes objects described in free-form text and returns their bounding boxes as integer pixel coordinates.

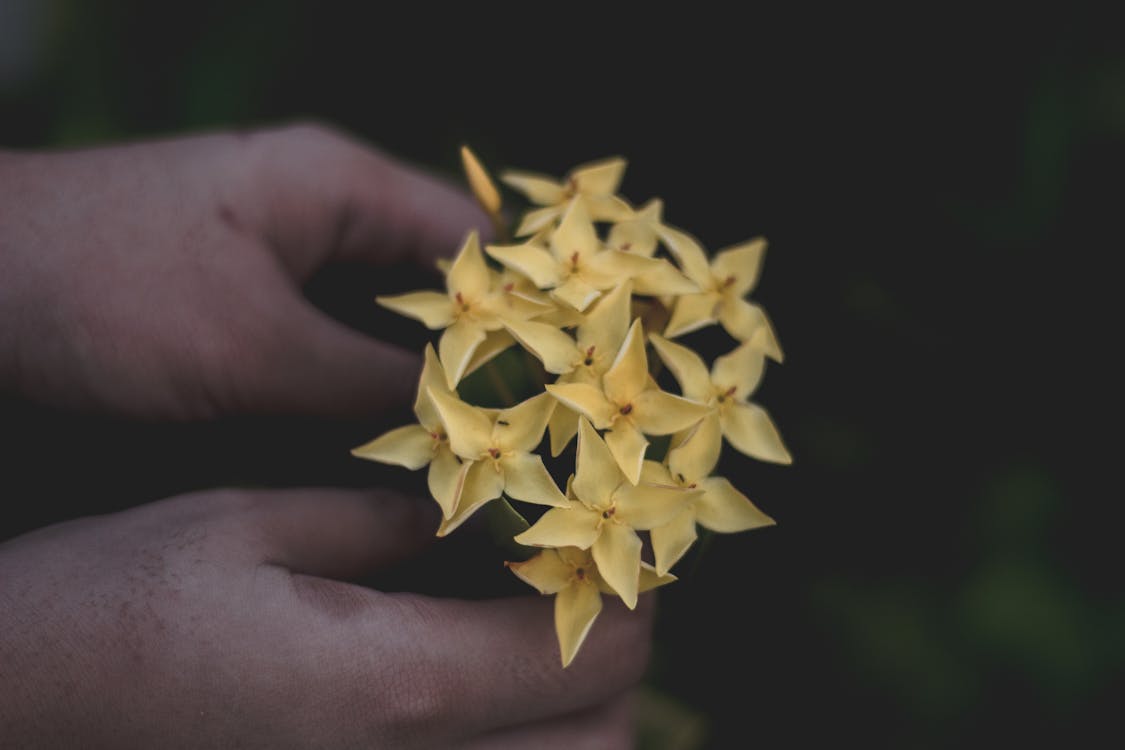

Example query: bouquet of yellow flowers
[352,148,791,666]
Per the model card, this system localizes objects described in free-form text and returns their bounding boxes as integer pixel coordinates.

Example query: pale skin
[0,124,653,748]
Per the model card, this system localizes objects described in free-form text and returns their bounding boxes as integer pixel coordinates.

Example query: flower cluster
[353,149,790,666]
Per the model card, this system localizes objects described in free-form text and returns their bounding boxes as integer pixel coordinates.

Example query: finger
[244,487,438,580]
[247,123,493,278]
[343,590,656,741]
[237,291,423,419]
[455,692,636,750]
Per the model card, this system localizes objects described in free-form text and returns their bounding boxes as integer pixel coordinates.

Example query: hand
[0,487,652,748]
[0,124,487,420]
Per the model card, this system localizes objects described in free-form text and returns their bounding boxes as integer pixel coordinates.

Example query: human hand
[0,487,652,748]
[0,124,488,419]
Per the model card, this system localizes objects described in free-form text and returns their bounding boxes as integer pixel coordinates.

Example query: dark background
[2,3,1120,747]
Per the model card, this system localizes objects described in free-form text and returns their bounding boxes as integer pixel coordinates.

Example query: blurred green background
[2,3,1120,747]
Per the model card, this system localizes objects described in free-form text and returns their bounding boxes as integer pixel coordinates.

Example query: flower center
[618,403,633,416]
[454,291,471,313]
[583,345,596,367]
[574,567,586,580]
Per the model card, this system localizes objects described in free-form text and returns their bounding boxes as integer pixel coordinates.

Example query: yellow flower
[506,546,675,667]
[486,199,661,312]
[427,388,569,536]
[460,145,502,220]
[502,156,633,236]
[350,344,468,519]
[649,334,792,465]
[641,416,775,576]
[376,231,541,388]
[514,419,697,608]
[546,320,711,484]
[658,226,783,360]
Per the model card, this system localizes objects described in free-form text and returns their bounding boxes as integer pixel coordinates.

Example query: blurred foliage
[2,3,1121,748]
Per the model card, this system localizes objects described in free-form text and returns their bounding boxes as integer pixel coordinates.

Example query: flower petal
[555,580,603,668]
[586,194,634,222]
[711,340,766,402]
[592,524,643,609]
[427,385,494,459]
[577,280,632,359]
[506,549,573,595]
[603,319,649,406]
[650,509,698,576]
[648,334,713,402]
[351,424,433,470]
[514,505,602,549]
[711,237,767,297]
[551,275,602,312]
[545,383,616,430]
[486,241,563,289]
[493,391,556,453]
[375,291,454,330]
[656,224,713,288]
[427,448,470,519]
[439,320,487,388]
[631,389,710,436]
[503,319,579,375]
[570,157,626,196]
[514,205,563,237]
[639,459,675,485]
[720,402,793,464]
[695,477,776,533]
[614,482,696,530]
[437,460,505,536]
[414,344,451,431]
[664,292,721,338]
[667,412,722,483]
[551,198,599,264]
[580,250,662,289]
[547,400,580,457]
[603,420,648,486]
[501,453,569,507]
[500,170,565,205]
[633,259,700,297]
[573,418,624,509]
[445,231,491,302]
[638,561,678,593]
[717,298,784,362]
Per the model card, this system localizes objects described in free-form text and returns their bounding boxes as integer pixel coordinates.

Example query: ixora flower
[546,319,711,484]
[514,419,698,609]
[502,156,633,236]
[375,231,542,388]
[350,345,465,518]
[427,389,569,536]
[506,546,675,667]
[659,226,784,360]
[486,199,664,312]
[356,147,790,668]
[649,333,792,465]
[643,415,775,576]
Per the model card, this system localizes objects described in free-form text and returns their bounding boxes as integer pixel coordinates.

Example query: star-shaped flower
[506,546,675,667]
[376,231,542,388]
[350,344,467,519]
[486,199,662,312]
[514,419,696,608]
[428,389,569,536]
[641,415,775,575]
[546,320,711,484]
[499,281,632,455]
[658,226,783,360]
[502,157,633,236]
[649,334,792,464]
